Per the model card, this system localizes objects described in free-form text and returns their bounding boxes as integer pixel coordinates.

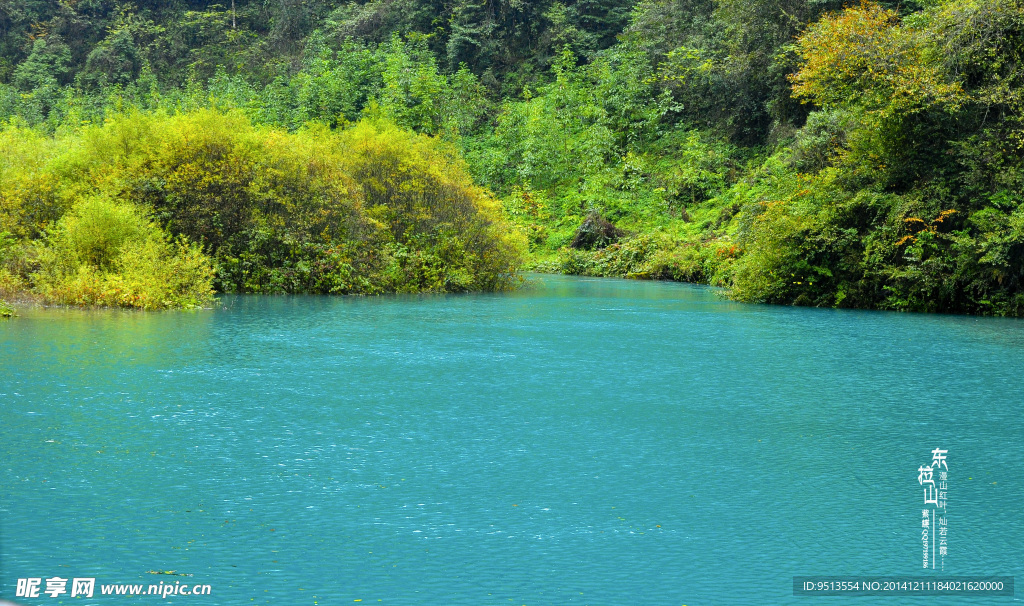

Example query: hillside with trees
[0,0,1021,314]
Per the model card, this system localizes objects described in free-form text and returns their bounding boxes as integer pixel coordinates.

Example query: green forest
[0,0,1021,314]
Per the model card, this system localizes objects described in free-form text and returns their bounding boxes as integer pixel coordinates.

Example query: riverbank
[0,2,1022,316]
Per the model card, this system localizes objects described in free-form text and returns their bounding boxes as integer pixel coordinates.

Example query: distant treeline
[0,0,1022,314]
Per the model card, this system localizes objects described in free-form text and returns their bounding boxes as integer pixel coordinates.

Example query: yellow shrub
[1,109,524,302]
[33,196,214,309]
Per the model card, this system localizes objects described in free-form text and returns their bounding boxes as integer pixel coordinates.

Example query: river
[2,275,1021,604]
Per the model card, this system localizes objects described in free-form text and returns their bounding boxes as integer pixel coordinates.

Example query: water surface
[2,275,1022,604]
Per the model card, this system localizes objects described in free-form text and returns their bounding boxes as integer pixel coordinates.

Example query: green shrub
[0,109,525,302]
[339,119,525,292]
[32,196,214,309]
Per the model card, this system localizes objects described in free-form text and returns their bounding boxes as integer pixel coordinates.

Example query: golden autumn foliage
[790,2,964,117]
[0,109,525,308]
[32,196,215,309]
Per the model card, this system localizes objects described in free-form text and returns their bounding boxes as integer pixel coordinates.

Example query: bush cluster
[0,109,525,308]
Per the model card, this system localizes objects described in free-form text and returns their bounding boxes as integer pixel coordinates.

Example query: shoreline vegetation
[1,0,1022,315]
[0,111,525,310]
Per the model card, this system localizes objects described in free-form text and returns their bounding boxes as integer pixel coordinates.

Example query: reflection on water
[2,275,1022,604]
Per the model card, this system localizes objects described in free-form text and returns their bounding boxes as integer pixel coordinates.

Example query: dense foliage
[0,111,524,307]
[0,0,1021,314]
[729,0,1024,315]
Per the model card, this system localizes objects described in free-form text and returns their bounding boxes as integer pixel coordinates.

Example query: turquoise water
[2,274,1022,605]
